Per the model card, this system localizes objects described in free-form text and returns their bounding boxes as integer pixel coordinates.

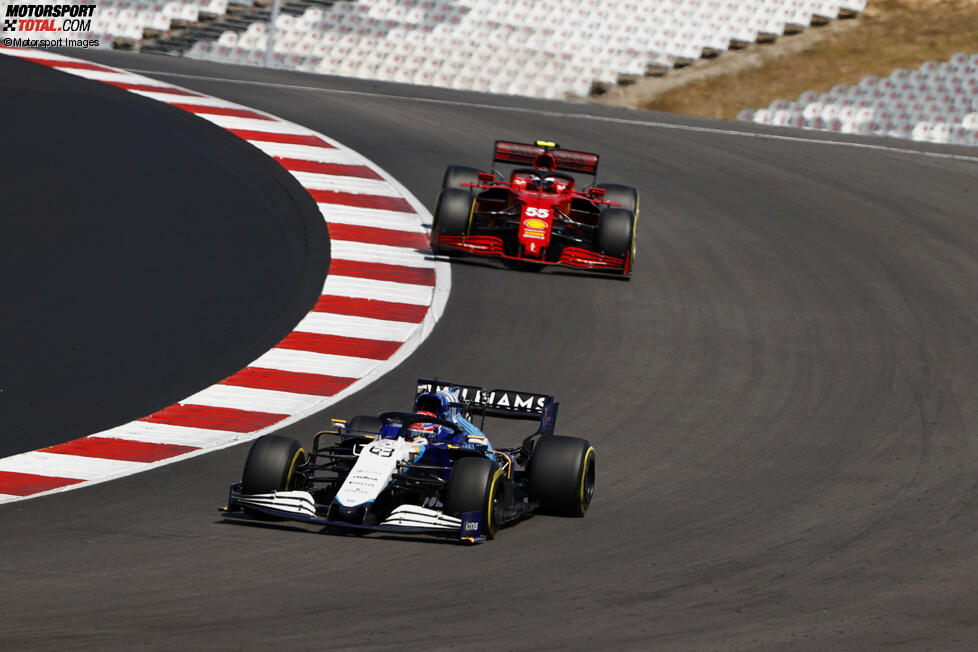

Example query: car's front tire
[529,436,595,517]
[241,434,306,495]
[431,188,475,252]
[442,165,481,190]
[444,456,505,538]
[596,183,639,216]
[597,207,636,261]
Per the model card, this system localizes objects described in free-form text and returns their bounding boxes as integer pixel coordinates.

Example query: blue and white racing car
[222,378,596,543]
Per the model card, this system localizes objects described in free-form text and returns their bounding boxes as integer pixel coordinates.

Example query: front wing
[221,483,488,544]
[436,234,629,274]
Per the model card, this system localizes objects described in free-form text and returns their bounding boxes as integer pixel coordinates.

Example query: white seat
[812,2,839,21]
[186,40,211,59]
[911,121,933,142]
[854,119,875,135]
[737,108,754,122]
[802,102,823,120]
[821,104,840,120]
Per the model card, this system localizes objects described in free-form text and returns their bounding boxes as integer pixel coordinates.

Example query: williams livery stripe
[0,47,450,504]
[417,380,551,414]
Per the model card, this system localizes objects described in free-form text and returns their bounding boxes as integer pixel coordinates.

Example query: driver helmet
[408,410,439,439]
[544,175,571,194]
[414,388,459,420]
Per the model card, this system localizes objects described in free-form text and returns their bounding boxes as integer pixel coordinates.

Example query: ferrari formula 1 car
[430,140,639,275]
[222,378,596,543]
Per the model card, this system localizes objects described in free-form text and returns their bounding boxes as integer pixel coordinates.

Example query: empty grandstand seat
[187,40,211,59]
[749,49,978,147]
[166,0,873,101]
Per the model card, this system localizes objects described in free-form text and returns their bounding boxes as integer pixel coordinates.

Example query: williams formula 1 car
[222,378,596,543]
[430,140,639,275]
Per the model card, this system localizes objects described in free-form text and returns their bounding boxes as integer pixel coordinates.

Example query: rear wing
[416,378,558,435]
[493,140,599,175]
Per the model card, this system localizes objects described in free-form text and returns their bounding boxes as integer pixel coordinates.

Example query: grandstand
[7,0,976,147]
[178,0,869,98]
[9,0,867,98]
[0,0,234,48]
[739,52,978,146]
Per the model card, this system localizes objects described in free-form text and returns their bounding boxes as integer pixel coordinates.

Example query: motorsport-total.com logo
[2,2,95,33]
[2,1,101,48]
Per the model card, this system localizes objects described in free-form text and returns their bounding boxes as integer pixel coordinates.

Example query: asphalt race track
[4,50,978,649]
[0,53,329,458]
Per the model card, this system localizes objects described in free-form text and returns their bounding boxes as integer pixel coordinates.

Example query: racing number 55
[524,207,550,218]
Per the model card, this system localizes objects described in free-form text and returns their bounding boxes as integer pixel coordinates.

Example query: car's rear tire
[597,207,635,260]
[444,456,504,538]
[241,435,306,495]
[442,165,481,190]
[529,436,595,517]
[431,188,475,251]
[596,183,639,216]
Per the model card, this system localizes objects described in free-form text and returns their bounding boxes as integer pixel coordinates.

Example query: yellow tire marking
[631,194,639,260]
[285,447,306,491]
[485,468,504,537]
[465,196,476,235]
[578,446,595,515]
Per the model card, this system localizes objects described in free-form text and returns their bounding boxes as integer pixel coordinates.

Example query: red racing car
[430,140,639,276]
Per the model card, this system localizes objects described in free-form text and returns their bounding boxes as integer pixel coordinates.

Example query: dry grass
[639,0,978,120]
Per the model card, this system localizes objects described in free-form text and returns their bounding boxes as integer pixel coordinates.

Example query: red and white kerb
[0,47,450,503]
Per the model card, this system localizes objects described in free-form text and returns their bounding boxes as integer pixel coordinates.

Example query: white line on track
[249,141,362,164]
[193,113,317,134]
[323,206,432,232]
[330,239,434,267]
[251,348,381,378]
[320,204,431,232]
[181,384,318,414]
[294,311,416,341]
[322,275,434,304]
[129,90,248,108]
[290,171,398,196]
[94,422,244,447]
[62,68,167,84]
[121,67,978,165]
[0,452,145,479]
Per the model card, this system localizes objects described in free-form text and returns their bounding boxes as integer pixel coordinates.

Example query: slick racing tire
[442,165,481,190]
[431,188,475,251]
[597,207,636,260]
[444,457,505,538]
[595,183,639,216]
[241,434,306,495]
[529,436,595,517]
